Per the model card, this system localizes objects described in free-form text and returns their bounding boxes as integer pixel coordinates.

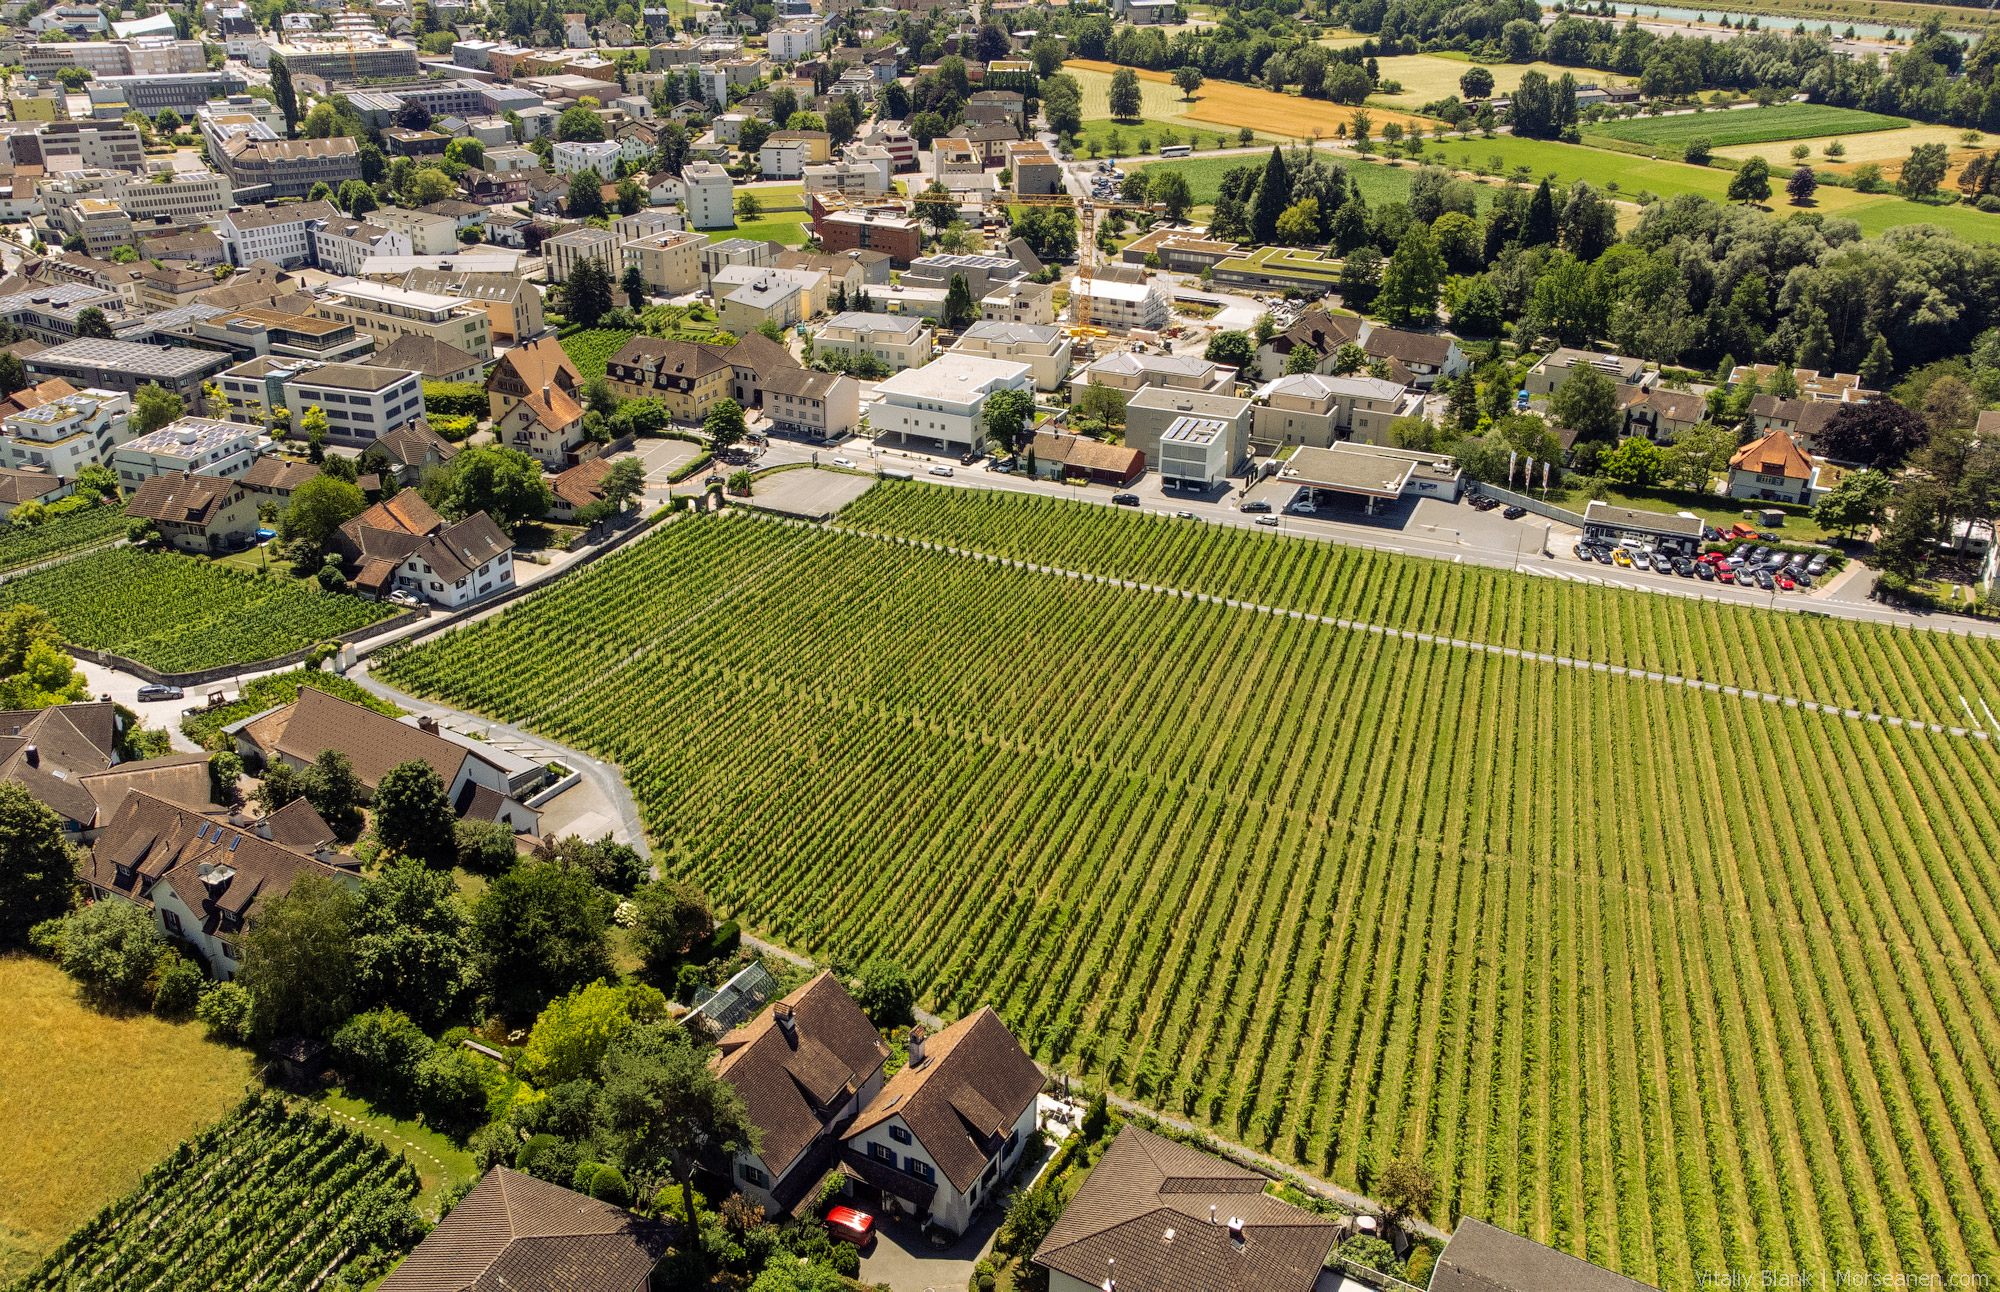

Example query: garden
[374,491,2000,1290]
[0,548,399,673]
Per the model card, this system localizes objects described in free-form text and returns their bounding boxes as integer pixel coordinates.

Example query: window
[904,1156,934,1184]
[869,1141,895,1165]
[889,1124,911,1145]
[739,1161,769,1188]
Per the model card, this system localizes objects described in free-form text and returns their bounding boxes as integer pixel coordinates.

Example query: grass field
[381,488,2000,1290]
[0,956,253,1286]
[709,213,810,245]
[1067,60,1436,137]
[1128,151,1481,213]
[1365,54,1628,108]
[311,1091,479,1213]
[0,547,398,673]
[1714,124,1978,168]
[1592,103,1911,149]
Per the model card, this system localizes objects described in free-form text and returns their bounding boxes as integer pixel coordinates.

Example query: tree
[596,1023,759,1283]
[456,817,518,874]
[628,880,713,980]
[1682,136,1713,165]
[240,870,358,1041]
[1030,33,1065,77]
[1250,147,1290,245]
[1375,222,1444,327]
[472,859,615,1014]
[1204,331,1255,371]
[1451,274,1505,335]
[566,171,607,220]
[517,979,670,1087]
[373,761,456,867]
[1859,334,1895,391]
[73,308,116,341]
[1459,66,1495,98]
[563,256,615,328]
[1727,156,1771,204]
[620,264,649,312]
[304,749,364,839]
[557,104,607,143]
[704,397,747,455]
[913,180,956,233]
[1172,65,1204,100]
[1899,142,1949,198]
[0,782,72,947]
[1151,169,1193,220]
[255,760,308,815]
[599,458,646,513]
[1817,400,1929,471]
[944,273,977,330]
[279,475,367,557]
[1813,468,1894,537]
[46,901,162,1006]
[353,857,473,1029]
[1041,74,1082,139]
[1549,367,1620,441]
[1523,179,1557,247]
[270,54,299,136]
[1073,382,1128,428]
[410,168,457,206]
[133,385,184,436]
[1600,435,1667,486]
[438,446,553,530]
[1108,66,1142,121]
[983,387,1035,454]
[339,179,379,217]
[1787,164,1818,204]
[1274,198,1321,246]
[853,956,915,1027]
[1663,422,1737,492]
[1286,345,1323,376]
[1338,245,1382,308]
[0,351,25,398]
[1375,1155,1439,1221]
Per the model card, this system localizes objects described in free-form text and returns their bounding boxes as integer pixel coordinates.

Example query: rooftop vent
[202,864,235,889]
[773,1001,796,1034]
[1227,1218,1244,1247]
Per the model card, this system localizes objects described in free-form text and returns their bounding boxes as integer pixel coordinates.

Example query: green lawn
[1573,484,1840,544]
[310,1090,479,1214]
[1591,103,1911,149]
[710,213,811,246]
[1071,117,1274,158]
[1131,150,1484,213]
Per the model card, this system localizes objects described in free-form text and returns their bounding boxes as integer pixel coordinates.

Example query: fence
[1466,480,1588,528]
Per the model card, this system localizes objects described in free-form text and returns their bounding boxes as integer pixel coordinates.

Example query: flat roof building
[871,352,1032,456]
[25,338,232,407]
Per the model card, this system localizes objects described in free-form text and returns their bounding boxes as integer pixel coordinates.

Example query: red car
[1717,567,1736,584]
[827,1206,876,1248]
[1779,574,1795,590]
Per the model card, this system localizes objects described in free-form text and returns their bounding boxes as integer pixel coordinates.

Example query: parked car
[1255,515,1281,526]
[1674,558,1695,577]
[1718,566,1736,583]
[1502,505,1528,520]
[1614,549,1633,567]
[1574,543,1592,560]
[1754,568,1775,590]
[826,1207,876,1249]
[1695,562,1716,581]
[929,465,954,477]
[1112,492,1140,506]
[1778,572,1796,590]
[1240,500,1272,513]
[1807,554,1829,576]
[1794,570,1814,588]
[136,684,184,702]
[1757,531,1778,541]
[1594,547,1614,565]
[1175,510,1194,519]
[704,475,725,487]
[388,590,424,608]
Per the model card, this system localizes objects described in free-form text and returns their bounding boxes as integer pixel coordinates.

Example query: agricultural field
[0,548,397,673]
[0,503,126,574]
[0,957,254,1286]
[1713,124,1979,169]
[1591,103,1911,149]
[13,1091,420,1292]
[380,491,2000,1290]
[559,327,637,381]
[1066,60,1436,138]
[1364,54,1626,109]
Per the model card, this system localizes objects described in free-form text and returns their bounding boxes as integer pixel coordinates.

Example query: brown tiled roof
[551,456,615,509]
[712,971,890,1181]
[253,685,474,792]
[1979,410,2000,437]
[260,795,336,851]
[124,473,241,528]
[77,751,212,822]
[239,456,320,493]
[0,467,69,506]
[1270,308,1361,360]
[1031,431,1142,475]
[376,419,460,469]
[518,381,584,433]
[378,1167,675,1292]
[0,701,122,828]
[717,329,799,379]
[1430,1217,1654,1292]
[412,512,510,584]
[1,376,77,416]
[338,490,445,563]
[842,1006,1041,1192]
[1729,428,1814,481]
[608,335,733,382]
[1362,326,1452,368]
[762,366,841,401]
[366,333,486,380]
[1615,383,1703,425]
[1034,1125,1337,1292]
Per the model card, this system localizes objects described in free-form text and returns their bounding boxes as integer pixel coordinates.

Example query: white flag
[1542,461,1551,490]
[1508,450,1518,486]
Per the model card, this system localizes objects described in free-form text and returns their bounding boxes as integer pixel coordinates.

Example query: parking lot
[739,466,877,520]
[1570,534,1838,595]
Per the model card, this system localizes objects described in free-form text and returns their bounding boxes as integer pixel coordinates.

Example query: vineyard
[0,504,125,574]
[0,548,397,673]
[376,499,2000,1289]
[14,1091,419,1292]
[558,328,638,381]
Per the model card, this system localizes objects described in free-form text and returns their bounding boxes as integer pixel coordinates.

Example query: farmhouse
[379,1168,676,1292]
[1029,430,1144,487]
[712,971,890,1215]
[837,1007,1043,1235]
[1,701,211,840]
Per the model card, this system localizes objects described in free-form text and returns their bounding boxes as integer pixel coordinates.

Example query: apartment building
[1250,372,1418,449]
[58,199,134,259]
[544,226,618,286]
[552,139,625,178]
[31,121,146,172]
[0,389,132,474]
[812,311,931,373]
[604,335,733,422]
[214,135,362,201]
[1069,271,1171,334]
[623,229,705,295]
[316,279,494,361]
[713,266,824,334]
[816,210,921,267]
[112,417,269,486]
[311,219,414,278]
[801,154,893,195]
[367,207,459,256]
[281,363,426,448]
[682,160,736,230]
[217,200,342,268]
[759,129,832,179]
[872,353,1033,456]
[952,321,1070,391]
[401,267,546,344]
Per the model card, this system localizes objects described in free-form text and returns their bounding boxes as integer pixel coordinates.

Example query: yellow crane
[982,190,1165,334]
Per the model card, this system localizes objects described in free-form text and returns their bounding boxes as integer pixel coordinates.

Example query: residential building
[1003,140,1060,194]
[489,341,587,466]
[1524,347,1646,399]
[965,89,1025,126]
[1748,395,1845,454]
[112,417,267,485]
[1123,388,1251,478]
[1430,1218,1655,1292]
[713,972,891,1214]
[1069,352,1236,402]
[238,455,322,505]
[378,1169,675,1292]
[1069,271,1171,334]
[1155,413,1235,489]
[604,335,735,423]
[549,456,626,521]
[400,267,545,343]
[1730,363,1876,404]
[544,225,619,285]
[802,153,894,195]
[486,336,581,425]
[980,279,1055,328]
[814,311,931,373]
[871,353,1032,456]
[948,121,1019,167]
[217,201,343,268]
[932,136,981,181]
[236,683,534,805]
[121,470,260,551]
[699,237,782,293]
[57,199,133,260]
[1361,327,1467,390]
[84,791,359,978]
[838,1009,1043,1235]
[282,363,427,448]
[1029,431,1143,487]
[862,121,918,171]
[367,206,460,256]
[904,253,1026,301]
[952,321,1069,391]
[553,138,626,178]
[718,331,803,410]
[763,367,860,440]
[1727,428,1825,506]
[623,228,706,295]
[1,388,132,474]
[25,339,231,408]
[0,466,72,517]
[315,278,494,361]
[1251,372,1420,449]
[682,160,737,230]
[1255,308,1366,380]
[1033,1125,1340,1292]
[713,265,820,333]
[816,209,922,268]
[372,419,460,483]
[309,218,413,278]
[761,130,833,179]
[21,121,145,172]
[1,703,210,841]
[1616,383,1705,444]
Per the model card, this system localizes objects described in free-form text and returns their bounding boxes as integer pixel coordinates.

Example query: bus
[1158,144,1192,158]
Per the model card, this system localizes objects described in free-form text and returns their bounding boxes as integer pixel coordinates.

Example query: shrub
[152,956,206,1018]
[1405,1246,1437,1287]
[415,1044,492,1135]
[585,1162,631,1206]
[332,1007,433,1106]
[51,901,165,1006]
[423,382,487,418]
[198,980,254,1041]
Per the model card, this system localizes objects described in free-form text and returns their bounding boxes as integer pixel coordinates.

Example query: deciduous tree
[0,781,72,947]
[239,870,358,1041]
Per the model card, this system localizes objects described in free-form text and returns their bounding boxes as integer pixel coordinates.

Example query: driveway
[856,1207,1003,1292]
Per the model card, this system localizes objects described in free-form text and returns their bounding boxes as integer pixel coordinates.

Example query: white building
[310,218,413,278]
[367,206,460,257]
[814,312,932,373]
[552,138,626,178]
[767,15,827,58]
[1069,272,1171,334]
[217,200,340,269]
[0,389,131,474]
[682,160,736,230]
[282,363,426,449]
[870,352,1032,456]
[544,225,618,285]
[111,418,268,485]
[1155,413,1233,489]
[951,321,1070,392]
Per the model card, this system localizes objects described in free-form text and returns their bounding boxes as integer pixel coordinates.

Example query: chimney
[418,715,439,734]
[773,1001,795,1034]
[1210,1206,1217,1226]
[1227,1219,1244,1248]
[907,1024,926,1065]
[23,743,36,767]
[253,817,272,840]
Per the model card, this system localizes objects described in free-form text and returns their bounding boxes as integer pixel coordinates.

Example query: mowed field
[1592,103,1912,149]
[380,487,2000,1290]
[1066,59,1436,137]
[0,957,253,1286]
[1129,151,1487,213]
[1366,54,1626,108]
[1715,124,1983,169]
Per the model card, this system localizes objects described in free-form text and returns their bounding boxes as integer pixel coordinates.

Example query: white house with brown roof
[0,466,74,517]
[1,701,213,841]
[1033,1125,1340,1292]
[1360,327,1466,390]
[713,971,891,1215]
[1727,428,1825,506]
[486,336,586,468]
[123,471,260,553]
[1615,383,1704,444]
[838,1007,1044,1235]
[330,491,516,608]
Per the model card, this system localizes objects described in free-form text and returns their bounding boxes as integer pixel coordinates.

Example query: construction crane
[980,190,1165,333]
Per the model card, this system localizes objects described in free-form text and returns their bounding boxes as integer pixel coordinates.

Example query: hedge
[423,382,487,418]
